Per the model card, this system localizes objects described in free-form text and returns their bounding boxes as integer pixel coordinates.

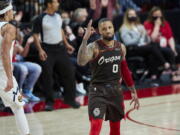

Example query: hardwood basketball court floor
[0,84,180,135]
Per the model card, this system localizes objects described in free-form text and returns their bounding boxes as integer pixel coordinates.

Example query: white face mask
[63,18,70,25]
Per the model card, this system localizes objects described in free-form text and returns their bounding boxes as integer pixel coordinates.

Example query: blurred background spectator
[116,9,170,81]
[12,0,180,87]
[10,20,41,103]
[13,41,41,102]
[144,6,180,81]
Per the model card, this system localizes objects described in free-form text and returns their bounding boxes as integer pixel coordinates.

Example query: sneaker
[23,90,40,102]
[76,83,86,95]
[22,97,29,103]
[150,79,159,87]
[82,75,91,82]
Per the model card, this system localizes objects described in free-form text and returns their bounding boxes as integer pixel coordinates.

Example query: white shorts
[0,75,25,108]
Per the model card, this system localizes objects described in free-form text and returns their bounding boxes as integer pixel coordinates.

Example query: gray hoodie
[120,24,150,46]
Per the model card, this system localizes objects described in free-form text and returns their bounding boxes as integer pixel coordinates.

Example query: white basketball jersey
[0,22,14,72]
[0,22,24,107]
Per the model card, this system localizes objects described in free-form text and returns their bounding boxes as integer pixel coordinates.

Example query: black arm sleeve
[32,13,45,34]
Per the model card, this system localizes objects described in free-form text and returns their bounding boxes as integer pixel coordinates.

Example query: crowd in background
[1,0,180,110]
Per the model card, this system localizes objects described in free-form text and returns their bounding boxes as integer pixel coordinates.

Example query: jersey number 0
[112,64,119,73]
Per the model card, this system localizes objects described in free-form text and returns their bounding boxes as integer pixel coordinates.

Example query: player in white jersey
[0,0,30,135]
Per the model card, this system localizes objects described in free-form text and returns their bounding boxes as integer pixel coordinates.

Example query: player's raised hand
[83,20,93,41]
[4,78,13,92]
[130,92,140,110]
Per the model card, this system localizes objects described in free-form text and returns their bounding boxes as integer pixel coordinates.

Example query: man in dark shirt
[77,18,140,135]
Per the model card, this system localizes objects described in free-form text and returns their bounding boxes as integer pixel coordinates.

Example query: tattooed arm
[77,20,97,66]
[77,41,96,66]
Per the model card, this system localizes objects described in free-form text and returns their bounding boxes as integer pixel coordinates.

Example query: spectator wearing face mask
[117,9,170,80]
[144,6,180,70]
[61,11,71,26]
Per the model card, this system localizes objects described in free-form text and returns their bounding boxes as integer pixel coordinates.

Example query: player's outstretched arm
[120,44,140,110]
[77,20,96,66]
[1,24,16,91]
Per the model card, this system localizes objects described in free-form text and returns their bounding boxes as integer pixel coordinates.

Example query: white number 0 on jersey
[112,64,118,73]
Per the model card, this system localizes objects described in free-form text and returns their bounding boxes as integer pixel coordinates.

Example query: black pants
[40,43,76,105]
[126,43,166,75]
[160,47,175,65]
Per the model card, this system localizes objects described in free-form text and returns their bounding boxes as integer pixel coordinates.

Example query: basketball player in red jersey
[77,18,140,135]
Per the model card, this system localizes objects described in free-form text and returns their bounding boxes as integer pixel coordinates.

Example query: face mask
[152,16,162,21]
[128,16,137,22]
[103,35,114,41]
[63,18,70,25]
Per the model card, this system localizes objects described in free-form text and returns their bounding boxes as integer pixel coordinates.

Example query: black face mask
[103,35,114,41]
[152,16,162,21]
[128,16,137,22]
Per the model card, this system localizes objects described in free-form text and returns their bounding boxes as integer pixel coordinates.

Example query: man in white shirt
[33,0,80,111]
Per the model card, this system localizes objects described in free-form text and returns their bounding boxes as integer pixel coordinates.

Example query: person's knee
[25,62,42,74]
[32,63,42,76]
[10,104,22,114]
[37,64,42,74]
[19,64,28,78]
[10,101,25,112]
